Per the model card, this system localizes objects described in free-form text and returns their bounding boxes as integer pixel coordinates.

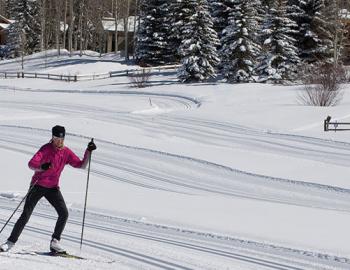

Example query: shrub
[129,69,152,88]
[298,63,345,106]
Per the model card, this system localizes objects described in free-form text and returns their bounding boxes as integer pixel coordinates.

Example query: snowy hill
[0,52,349,269]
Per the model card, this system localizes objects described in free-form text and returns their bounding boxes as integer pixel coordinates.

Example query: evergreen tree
[261,0,275,7]
[208,0,235,39]
[5,23,21,57]
[177,0,220,82]
[168,0,186,63]
[288,0,332,63]
[220,0,261,82]
[0,0,11,18]
[7,0,41,56]
[26,0,41,54]
[135,0,174,66]
[259,0,276,21]
[256,0,300,82]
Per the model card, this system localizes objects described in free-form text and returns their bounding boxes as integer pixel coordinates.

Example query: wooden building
[102,16,136,53]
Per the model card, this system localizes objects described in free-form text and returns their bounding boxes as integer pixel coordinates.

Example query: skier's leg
[8,185,45,243]
[45,188,68,241]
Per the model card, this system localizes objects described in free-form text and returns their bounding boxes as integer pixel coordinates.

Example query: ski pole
[0,182,37,235]
[80,138,93,250]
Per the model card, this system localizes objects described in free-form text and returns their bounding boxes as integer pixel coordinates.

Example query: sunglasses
[52,136,65,140]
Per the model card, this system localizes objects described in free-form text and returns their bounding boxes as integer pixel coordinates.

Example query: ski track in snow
[0,123,350,213]
[1,97,350,168]
[0,199,349,270]
[0,91,349,269]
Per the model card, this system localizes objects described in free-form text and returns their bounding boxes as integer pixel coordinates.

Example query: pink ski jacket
[28,143,90,188]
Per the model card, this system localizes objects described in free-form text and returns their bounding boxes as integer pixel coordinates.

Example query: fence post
[324,116,331,132]
[74,75,77,82]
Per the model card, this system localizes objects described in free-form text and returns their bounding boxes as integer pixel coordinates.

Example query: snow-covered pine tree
[26,0,41,54]
[177,0,220,83]
[168,0,186,63]
[5,23,21,58]
[287,0,332,63]
[220,0,261,83]
[135,0,174,66]
[6,0,24,57]
[208,0,235,39]
[256,0,300,83]
[261,0,275,10]
[0,0,8,17]
[3,0,11,18]
[7,0,41,56]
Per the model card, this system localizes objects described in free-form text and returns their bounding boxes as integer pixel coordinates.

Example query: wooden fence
[0,64,181,82]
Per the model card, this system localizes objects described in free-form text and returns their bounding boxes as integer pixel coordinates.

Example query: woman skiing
[0,125,96,253]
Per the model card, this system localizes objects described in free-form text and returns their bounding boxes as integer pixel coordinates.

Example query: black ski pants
[8,185,68,243]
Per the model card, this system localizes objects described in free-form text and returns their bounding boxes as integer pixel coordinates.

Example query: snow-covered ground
[0,49,140,74]
[0,51,350,269]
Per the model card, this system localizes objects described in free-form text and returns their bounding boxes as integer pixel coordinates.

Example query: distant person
[0,125,96,253]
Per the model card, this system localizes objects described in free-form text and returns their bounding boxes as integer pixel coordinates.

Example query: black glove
[87,141,96,152]
[40,162,51,171]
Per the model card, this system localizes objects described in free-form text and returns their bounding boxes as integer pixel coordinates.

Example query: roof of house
[340,9,350,20]
[60,22,68,32]
[0,14,11,24]
[102,16,137,32]
[0,15,14,32]
[0,23,9,30]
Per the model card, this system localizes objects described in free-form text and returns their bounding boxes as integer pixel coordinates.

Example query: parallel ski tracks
[1,99,350,168]
[0,125,350,212]
[1,202,348,270]
[0,92,349,268]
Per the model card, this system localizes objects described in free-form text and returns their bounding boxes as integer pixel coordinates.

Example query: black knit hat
[52,125,65,138]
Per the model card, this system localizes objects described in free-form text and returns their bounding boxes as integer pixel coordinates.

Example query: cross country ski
[35,251,85,260]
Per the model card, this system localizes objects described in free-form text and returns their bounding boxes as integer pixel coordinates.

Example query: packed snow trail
[0,87,349,269]
[0,198,349,270]
[1,97,350,168]
[0,125,349,212]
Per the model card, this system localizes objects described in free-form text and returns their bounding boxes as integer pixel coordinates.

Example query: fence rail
[324,116,350,131]
[0,64,181,82]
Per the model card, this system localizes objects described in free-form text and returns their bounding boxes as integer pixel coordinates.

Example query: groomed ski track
[0,199,349,270]
[0,89,349,269]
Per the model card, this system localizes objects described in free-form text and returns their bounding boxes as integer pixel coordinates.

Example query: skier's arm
[28,148,45,171]
[67,149,90,169]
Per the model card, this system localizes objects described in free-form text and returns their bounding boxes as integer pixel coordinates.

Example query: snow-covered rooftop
[60,22,68,32]
[340,9,350,20]
[0,23,9,30]
[0,14,10,23]
[0,14,14,31]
